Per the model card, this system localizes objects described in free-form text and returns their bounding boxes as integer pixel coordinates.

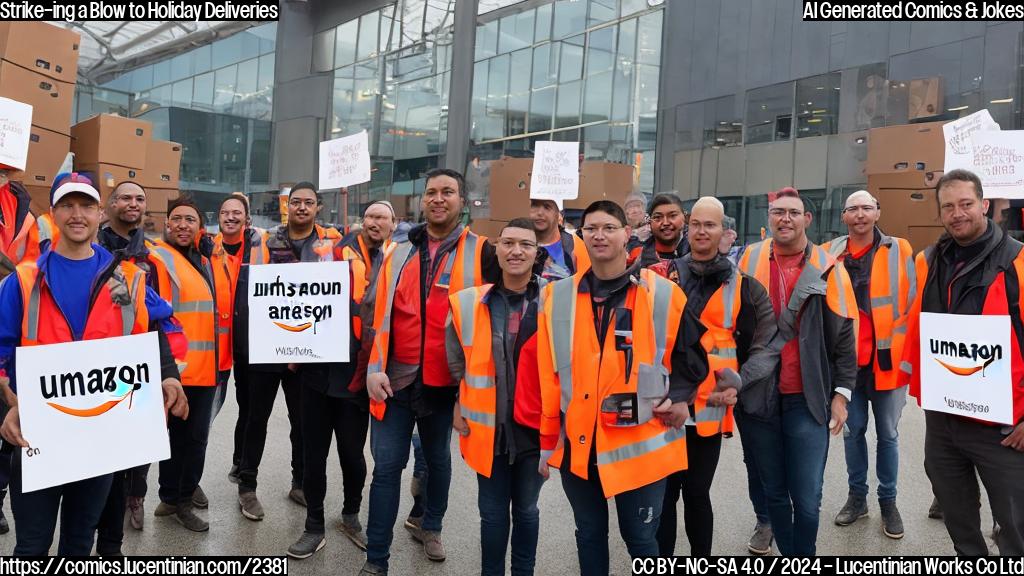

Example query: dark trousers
[925,410,1024,555]
[10,453,113,556]
[734,409,770,525]
[410,431,428,517]
[365,399,454,570]
[231,366,250,468]
[301,385,369,534]
[159,386,216,505]
[95,464,149,554]
[238,369,303,493]
[478,454,544,576]
[560,460,665,576]
[656,427,723,556]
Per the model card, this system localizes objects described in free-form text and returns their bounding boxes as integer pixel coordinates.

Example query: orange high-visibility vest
[27,212,55,255]
[367,227,484,420]
[338,235,371,335]
[690,269,743,437]
[542,232,591,281]
[449,284,499,477]
[824,234,916,390]
[537,268,688,497]
[149,239,218,387]
[16,259,150,346]
[211,234,243,371]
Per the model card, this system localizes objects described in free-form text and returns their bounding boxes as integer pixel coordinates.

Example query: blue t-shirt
[544,239,566,269]
[45,251,106,340]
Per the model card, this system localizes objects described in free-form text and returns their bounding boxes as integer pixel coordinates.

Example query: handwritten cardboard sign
[0,97,33,171]
[944,109,1000,173]
[319,131,371,190]
[970,131,1024,199]
[530,141,579,202]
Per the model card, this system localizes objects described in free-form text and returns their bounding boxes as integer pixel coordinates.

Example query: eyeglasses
[768,208,804,219]
[842,205,878,215]
[289,199,317,208]
[168,214,200,225]
[497,238,538,251]
[581,224,625,236]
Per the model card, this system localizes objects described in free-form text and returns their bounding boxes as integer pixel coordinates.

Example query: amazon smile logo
[40,363,151,417]
[929,339,1003,377]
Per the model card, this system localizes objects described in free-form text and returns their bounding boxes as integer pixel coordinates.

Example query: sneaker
[421,530,446,562]
[834,495,868,526]
[287,531,325,559]
[154,501,177,517]
[880,500,904,539]
[358,561,388,575]
[339,514,368,550]
[228,465,240,484]
[747,522,773,556]
[127,496,145,530]
[174,503,209,532]
[928,497,943,520]
[192,486,209,509]
[404,514,423,535]
[239,492,265,521]
[288,487,307,507]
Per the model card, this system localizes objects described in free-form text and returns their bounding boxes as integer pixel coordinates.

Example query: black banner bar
[0,0,278,22]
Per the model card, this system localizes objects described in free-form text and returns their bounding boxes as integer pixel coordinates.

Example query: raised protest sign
[970,130,1024,199]
[248,261,351,364]
[319,131,371,190]
[0,97,32,172]
[17,332,168,492]
[920,312,1013,425]
[530,141,579,202]
[944,109,1000,173]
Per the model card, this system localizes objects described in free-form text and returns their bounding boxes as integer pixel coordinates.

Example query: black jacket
[0,181,35,278]
[230,228,269,368]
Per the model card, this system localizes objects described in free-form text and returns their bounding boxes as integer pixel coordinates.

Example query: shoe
[880,500,904,539]
[421,530,446,562]
[191,486,208,509]
[358,561,388,575]
[228,465,240,485]
[174,503,209,532]
[339,513,368,550]
[154,501,177,517]
[127,496,145,530]
[95,547,123,557]
[238,492,265,521]
[288,487,307,507]
[287,531,326,559]
[834,495,868,526]
[0,489,8,535]
[747,522,773,556]
[404,514,423,534]
[928,497,943,520]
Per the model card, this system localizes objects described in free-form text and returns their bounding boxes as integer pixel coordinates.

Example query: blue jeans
[410,431,427,518]
[843,377,906,501]
[10,452,113,556]
[741,394,829,556]
[478,454,544,576]
[560,461,665,576]
[365,400,453,570]
[734,409,770,525]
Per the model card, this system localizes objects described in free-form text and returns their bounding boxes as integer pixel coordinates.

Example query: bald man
[651,197,778,555]
[823,191,915,539]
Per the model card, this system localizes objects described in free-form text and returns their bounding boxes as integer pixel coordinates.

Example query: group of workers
[0,162,1020,574]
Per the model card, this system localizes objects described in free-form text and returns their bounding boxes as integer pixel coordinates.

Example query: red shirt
[770,251,805,394]
[839,241,875,367]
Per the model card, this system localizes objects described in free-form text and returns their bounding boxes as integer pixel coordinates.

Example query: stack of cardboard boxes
[0,22,80,211]
[70,113,182,231]
[866,121,946,250]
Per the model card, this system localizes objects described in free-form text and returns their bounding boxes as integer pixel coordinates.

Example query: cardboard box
[140,140,181,189]
[23,183,50,214]
[0,61,74,135]
[907,225,945,254]
[866,121,945,175]
[874,187,941,245]
[76,162,144,201]
[867,170,938,191]
[18,125,69,188]
[488,158,533,220]
[71,114,153,169]
[469,218,510,240]
[565,162,635,210]
[144,188,178,214]
[0,22,79,84]
[908,77,944,122]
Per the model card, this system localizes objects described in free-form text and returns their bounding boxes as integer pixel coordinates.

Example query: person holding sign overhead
[361,168,499,575]
[147,195,219,533]
[0,173,187,556]
[900,169,1024,555]
[530,198,589,282]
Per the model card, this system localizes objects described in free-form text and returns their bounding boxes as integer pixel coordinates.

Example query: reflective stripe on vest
[150,246,183,308]
[688,271,740,433]
[596,426,685,465]
[250,233,267,264]
[550,277,577,413]
[24,263,140,342]
[368,241,415,374]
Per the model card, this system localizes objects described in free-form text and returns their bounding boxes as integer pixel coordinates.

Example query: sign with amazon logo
[920,313,1013,425]
[248,261,351,364]
[16,332,169,492]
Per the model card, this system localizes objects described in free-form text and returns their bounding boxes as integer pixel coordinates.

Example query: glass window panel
[131,65,153,92]
[589,0,618,26]
[837,62,886,133]
[559,36,584,82]
[553,0,587,40]
[621,0,646,17]
[172,78,193,108]
[745,82,794,144]
[487,54,510,132]
[476,20,499,61]
[587,26,616,76]
[235,58,259,115]
[401,0,426,47]
[336,20,357,68]
[555,80,582,128]
[170,53,191,82]
[796,73,840,138]
[214,66,238,113]
[258,54,276,92]
[532,43,557,89]
[314,29,336,72]
[583,71,613,123]
[425,3,451,39]
[636,63,659,115]
[508,48,532,137]
[618,17,637,62]
[611,57,633,122]
[472,60,489,141]
[535,3,552,42]
[529,86,555,133]
[553,129,579,142]
[637,11,662,64]
[153,60,171,86]
[359,11,380,60]
[212,34,244,69]
[499,10,534,54]
[192,45,212,75]
[193,72,214,109]
[380,5,396,53]
[702,96,742,148]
